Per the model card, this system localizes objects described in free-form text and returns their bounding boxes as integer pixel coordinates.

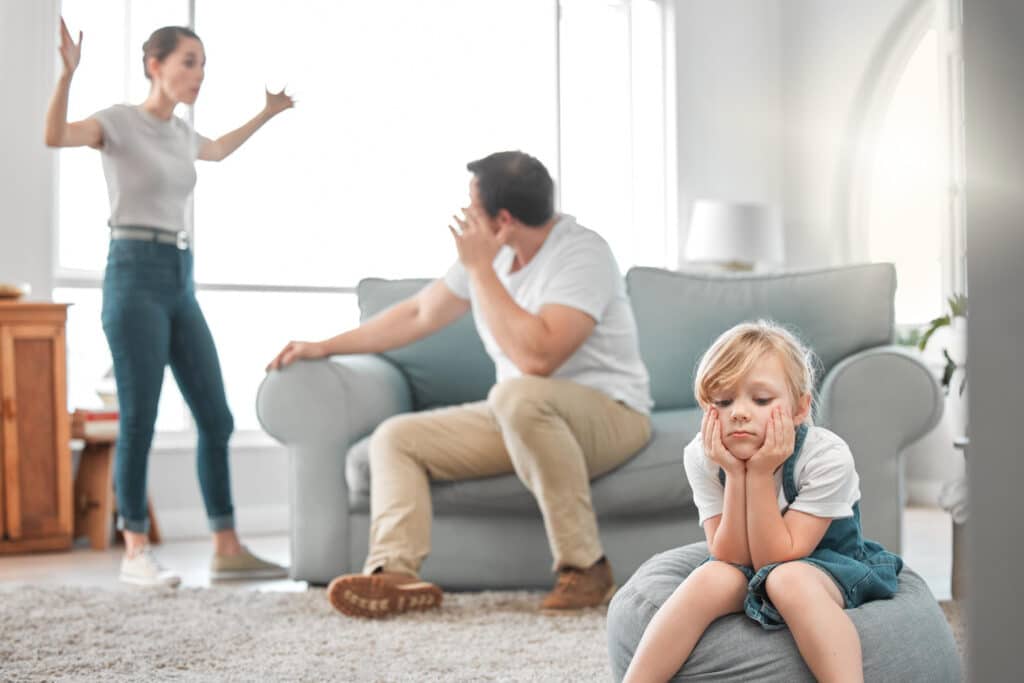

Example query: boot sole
[327,575,443,619]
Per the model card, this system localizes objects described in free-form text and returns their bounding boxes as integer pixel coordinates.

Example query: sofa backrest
[357,263,897,412]
[357,278,495,410]
[626,263,896,410]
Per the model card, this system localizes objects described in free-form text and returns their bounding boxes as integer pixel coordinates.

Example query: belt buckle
[175,231,189,250]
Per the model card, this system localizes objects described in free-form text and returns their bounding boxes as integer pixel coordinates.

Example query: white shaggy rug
[0,586,611,682]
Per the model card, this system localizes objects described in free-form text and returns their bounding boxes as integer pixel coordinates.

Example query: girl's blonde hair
[694,320,817,418]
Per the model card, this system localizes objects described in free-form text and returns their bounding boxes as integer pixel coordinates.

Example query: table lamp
[685,200,784,271]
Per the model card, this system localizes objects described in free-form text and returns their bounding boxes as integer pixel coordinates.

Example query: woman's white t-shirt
[91,104,209,233]
[683,424,861,526]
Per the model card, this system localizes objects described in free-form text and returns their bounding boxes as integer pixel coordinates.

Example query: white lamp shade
[685,200,784,268]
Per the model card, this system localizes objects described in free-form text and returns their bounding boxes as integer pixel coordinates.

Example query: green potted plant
[917,293,967,395]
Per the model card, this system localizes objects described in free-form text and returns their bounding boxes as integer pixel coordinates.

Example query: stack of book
[71,408,119,440]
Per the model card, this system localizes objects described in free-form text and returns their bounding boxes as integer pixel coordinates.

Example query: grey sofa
[256,263,942,587]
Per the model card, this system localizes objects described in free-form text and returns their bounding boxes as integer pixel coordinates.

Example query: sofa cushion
[357,278,495,410]
[627,264,896,410]
[346,409,702,518]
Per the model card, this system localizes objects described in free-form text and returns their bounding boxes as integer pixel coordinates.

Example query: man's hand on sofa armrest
[266,340,328,372]
[257,354,413,447]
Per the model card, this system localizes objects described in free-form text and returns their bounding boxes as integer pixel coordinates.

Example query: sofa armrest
[818,345,943,554]
[257,353,412,447]
[256,354,412,583]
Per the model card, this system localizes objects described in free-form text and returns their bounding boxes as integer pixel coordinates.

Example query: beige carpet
[0,586,610,682]
[939,600,967,663]
[0,586,966,682]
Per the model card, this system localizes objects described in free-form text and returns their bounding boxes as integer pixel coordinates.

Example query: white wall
[674,0,782,265]
[145,442,290,539]
[779,0,920,268]
[0,0,58,301]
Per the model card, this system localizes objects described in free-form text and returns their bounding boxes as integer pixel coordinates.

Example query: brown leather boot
[327,571,443,618]
[541,557,616,611]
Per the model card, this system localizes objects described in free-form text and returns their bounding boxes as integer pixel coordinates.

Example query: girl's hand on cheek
[748,406,796,475]
[702,408,745,476]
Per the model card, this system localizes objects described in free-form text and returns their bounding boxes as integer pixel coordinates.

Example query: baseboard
[906,480,945,507]
[156,504,290,540]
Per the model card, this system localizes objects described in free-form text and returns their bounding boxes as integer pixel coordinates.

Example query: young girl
[623,321,902,683]
[45,19,293,586]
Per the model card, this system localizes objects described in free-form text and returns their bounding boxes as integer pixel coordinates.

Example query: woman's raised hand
[58,17,82,78]
[264,87,296,118]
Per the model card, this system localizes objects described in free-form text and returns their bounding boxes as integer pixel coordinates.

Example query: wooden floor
[0,505,953,599]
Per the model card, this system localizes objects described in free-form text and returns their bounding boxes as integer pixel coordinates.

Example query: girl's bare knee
[685,561,748,608]
[765,561,841,611]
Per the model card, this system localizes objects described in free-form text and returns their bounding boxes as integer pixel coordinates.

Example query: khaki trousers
[363,376,652,576]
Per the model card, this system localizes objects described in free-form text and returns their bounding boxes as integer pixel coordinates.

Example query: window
[55,1,671,439]
[866,29,943,324]
[854,0,965,327]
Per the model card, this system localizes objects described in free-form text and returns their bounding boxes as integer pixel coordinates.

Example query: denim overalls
[712,423,903,630]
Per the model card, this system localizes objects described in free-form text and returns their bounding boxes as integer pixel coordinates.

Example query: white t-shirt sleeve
[538,237,616,322]
[443,259,471,300]
[91,106,121,152]
[788,435,860,519]
[683,434,725,526]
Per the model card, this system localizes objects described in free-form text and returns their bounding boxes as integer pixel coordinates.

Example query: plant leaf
[918,314,950,351]
[950,293,968,318]
[940,348,957,394]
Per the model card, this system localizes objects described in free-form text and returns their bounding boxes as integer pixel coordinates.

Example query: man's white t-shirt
[443,214,653,415]
[92,104,210,233]
[683,425,861,526]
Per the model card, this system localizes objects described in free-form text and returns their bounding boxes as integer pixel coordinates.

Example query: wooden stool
[71,419,161,550]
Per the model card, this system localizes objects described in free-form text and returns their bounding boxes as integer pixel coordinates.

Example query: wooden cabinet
[0,302,72,553]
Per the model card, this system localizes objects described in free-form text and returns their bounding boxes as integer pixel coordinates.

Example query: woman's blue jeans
[101,238,235,534]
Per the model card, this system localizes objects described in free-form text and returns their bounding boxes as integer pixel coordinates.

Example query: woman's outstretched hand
[264,87,295,118]
[58,17,82,78]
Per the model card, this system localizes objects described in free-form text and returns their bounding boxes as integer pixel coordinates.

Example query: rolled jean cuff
[208,513,235,532]
[117,515,149,534]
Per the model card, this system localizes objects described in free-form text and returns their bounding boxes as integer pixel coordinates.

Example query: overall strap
[781,423,810,505]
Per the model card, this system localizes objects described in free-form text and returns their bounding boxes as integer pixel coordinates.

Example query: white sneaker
[119,546,181,588]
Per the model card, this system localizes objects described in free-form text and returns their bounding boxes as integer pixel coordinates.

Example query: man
[268,151,652,618]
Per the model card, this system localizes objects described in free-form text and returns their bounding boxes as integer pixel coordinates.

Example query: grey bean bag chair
[607,542,961,682]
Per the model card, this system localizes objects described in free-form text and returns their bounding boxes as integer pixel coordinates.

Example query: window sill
[151,429,281,453]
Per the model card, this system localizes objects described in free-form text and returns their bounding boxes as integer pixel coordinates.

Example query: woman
[45,18,292,587]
